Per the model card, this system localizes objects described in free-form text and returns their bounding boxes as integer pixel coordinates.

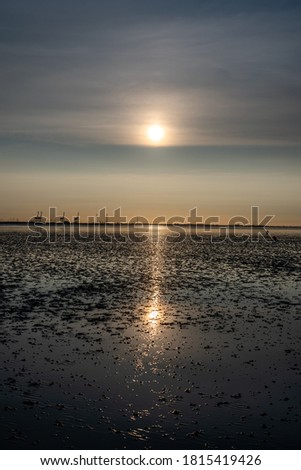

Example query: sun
[147,125,164,143]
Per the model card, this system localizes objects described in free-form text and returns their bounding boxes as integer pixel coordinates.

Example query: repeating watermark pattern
[27,206,276,244]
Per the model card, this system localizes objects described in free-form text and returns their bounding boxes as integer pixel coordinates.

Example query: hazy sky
[0,0,300,224]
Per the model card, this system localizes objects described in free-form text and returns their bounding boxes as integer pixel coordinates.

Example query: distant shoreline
[0,221,300,229]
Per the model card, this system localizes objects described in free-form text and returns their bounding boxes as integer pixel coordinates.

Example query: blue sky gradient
[0,1,300,223]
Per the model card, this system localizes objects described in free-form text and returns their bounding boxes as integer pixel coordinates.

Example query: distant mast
[33,211,45,224]
[58,211,70,224]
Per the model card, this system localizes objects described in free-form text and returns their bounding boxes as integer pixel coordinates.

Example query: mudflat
[0,228,300,449]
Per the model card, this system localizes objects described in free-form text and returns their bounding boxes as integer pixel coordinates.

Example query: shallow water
[0,228,300,449]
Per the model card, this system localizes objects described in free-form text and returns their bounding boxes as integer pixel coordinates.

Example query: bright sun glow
[148,125,164,143]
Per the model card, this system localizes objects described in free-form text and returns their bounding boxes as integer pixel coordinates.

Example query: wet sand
[0,228,300,449]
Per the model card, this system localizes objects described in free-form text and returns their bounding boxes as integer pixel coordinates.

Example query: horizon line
[0,221,300,229]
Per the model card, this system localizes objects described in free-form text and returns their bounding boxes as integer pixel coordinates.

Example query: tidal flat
[0,227,300,449]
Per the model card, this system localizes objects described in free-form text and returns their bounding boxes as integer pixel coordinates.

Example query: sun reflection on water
[142,235,165,331]
[148,305,162,328]
[149,309,159,320]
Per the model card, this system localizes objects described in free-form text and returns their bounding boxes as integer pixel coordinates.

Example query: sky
[0,0,300,224]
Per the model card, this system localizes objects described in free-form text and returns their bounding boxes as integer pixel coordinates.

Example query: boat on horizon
[56,211,71,225]
[31,211,46,225]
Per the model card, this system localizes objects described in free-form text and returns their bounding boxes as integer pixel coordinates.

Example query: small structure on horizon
[57,211,70,224]
[32,211,46,224]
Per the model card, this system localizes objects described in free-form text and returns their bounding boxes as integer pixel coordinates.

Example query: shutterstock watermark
[26,206,277,244]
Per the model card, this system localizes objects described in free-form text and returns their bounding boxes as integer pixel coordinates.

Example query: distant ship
[32,211,46,225]
[135,217,144,225]
[57,211,70,224]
